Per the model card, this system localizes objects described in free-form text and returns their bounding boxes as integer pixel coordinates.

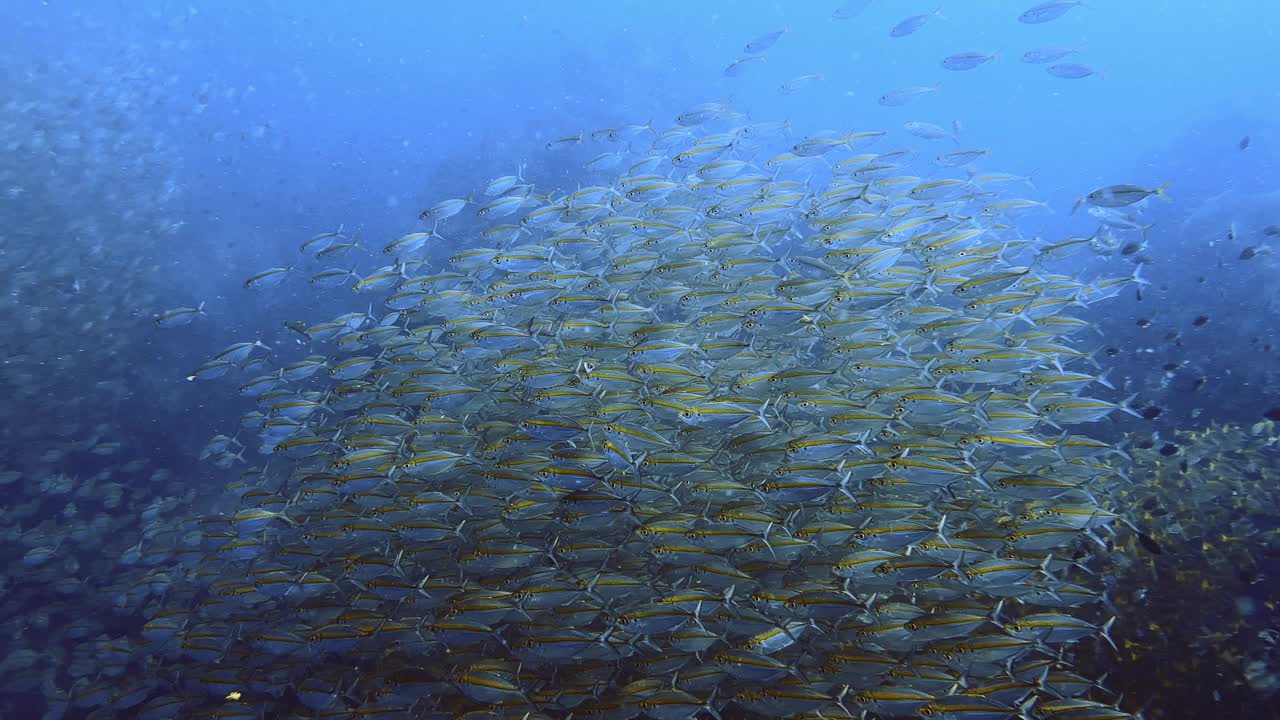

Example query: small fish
[780,73,824,94]
[1239,135,1250,150]
[977,198,1049,215]
[1076,183,1170,210]
[309,267,359,288]
[214,340,271,365]
[904,120,959,143]
[1239,246,1261,260]
[419,197,468,223]
[942,51,998,71]
[545,131,583,150]
[24,545,59,567]
[832,0,873,20]
[970,171,1034,187]
[724,56,767,78]
[477,194,528,218]
[936,148,990,167]
[1018,0,1086,24]
[155,302,207,328]
[590,127,621,143]
[890,7,944,37]
[879,83,941,106]
[676,101,734,126]
[1022,46,1082,64]
[1087,206,1153,236]
[299,226,346,254]
[744,28,786,54]
[484,165,526,196]
[1047,63,1104,80]
[791,130,882,157]
[1192,314,1210,327]
[244,267,291,290]
[383,231,436,255]
[315,238,364,258]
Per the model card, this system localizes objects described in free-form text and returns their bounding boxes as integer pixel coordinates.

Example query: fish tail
[1119,392,1142,418]
[1037,553,1059,584]
[1129,263,1150,287]
[1098,616,1118,651]
[1095,368,1114,390]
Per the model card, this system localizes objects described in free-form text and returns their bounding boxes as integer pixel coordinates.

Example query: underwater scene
[3,1,1280,718]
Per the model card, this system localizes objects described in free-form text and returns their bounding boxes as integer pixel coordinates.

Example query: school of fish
[3,1,1221,718]
[96,90,1169,718]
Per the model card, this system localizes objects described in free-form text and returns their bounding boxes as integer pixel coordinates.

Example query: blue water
[3,0,1280,717]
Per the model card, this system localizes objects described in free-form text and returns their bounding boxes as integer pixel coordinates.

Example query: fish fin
[1119,392,1142,418]
[1095,368,1114,390]
[1098,616,1118,651]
